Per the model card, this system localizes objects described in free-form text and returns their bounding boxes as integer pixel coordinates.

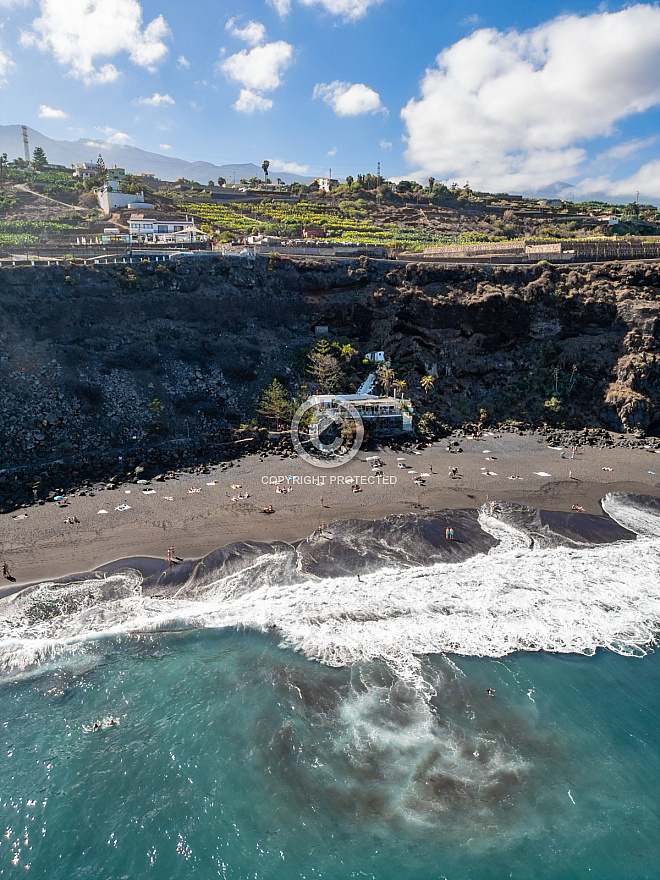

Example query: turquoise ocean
[1,493,659,879]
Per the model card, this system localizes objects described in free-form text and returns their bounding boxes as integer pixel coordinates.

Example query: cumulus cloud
[20,0,170,84]
[401,5,660,193]
[233,88,273,114]
[177,55,190,69]
[159,143,171,150]
[38,103,67,118]
[95,126,132,145]
[268,0,384,20]
[574,160,660,201]
[271,158,309,174]
[267,0,291,15]
[313,80,385,116]
[380,139,392,150]
[327,146,337,156]
[0,48,14,79]
[137,92,174,106]
[222,41,293,92]
[226,18,266,46]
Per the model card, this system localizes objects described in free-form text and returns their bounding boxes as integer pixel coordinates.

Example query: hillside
[1,256,659,510]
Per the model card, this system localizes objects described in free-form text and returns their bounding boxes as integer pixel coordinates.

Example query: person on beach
[167,547,175,568]
[320,496,323,507]
[449,527,454,541]
[2,562,10,579]
[569,470,573,480]
[445,527,450,540]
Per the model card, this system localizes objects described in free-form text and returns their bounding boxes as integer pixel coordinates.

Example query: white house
[314,177,339,193]
[365,351,386,363]
[72,161,98,179]
[96,183,151,213]
[309,393,413,432]
[128,215,207,245]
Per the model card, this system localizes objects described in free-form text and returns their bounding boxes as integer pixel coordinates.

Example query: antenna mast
[21,126,30,164]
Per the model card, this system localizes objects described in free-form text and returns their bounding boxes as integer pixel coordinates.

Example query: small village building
[308,393,414,432]
[314,177,339,192]
[72,161,98,179]
[106,165,126,184]
[302,225,326,239]
[246,234,284,246]
[128,214,207,245]
[96,183,151,213]
[365,351,386,363]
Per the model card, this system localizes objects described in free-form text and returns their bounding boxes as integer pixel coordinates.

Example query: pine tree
[308,339,342,392]
[256,379,295,430]
[32,147,48,170]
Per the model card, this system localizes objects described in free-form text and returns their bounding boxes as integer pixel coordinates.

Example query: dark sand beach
[2,431,660,590]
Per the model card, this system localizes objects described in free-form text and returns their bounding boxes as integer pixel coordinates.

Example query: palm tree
[262,159,270,181]
[376,365,395,396]
[420,375,436,396]
[427,176,435,191]
[393,379,406,399]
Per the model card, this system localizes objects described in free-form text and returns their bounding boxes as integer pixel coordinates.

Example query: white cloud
[380,139,392,150]
[267,0,291,16]
[401,6,660,193]
[226,18,266,47]
[233,88,273,114]
[300,0,385,21]
[327,146,337,156]
[21,0,170,84]
[574,160,660,201]
[159,143,171,150]
[272,158,309,174]
[0,47,14,79]
[222,41,293,92]
[598,137,657,162]
[95,126,132,145]
[268,0,383,20]
[177,54,190,69]
[38,103,67,118]
[0,0,29,7]
[313,80,385,116]
[137,92,174,106]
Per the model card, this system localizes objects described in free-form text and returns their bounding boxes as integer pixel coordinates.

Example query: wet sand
[2,432,660,590]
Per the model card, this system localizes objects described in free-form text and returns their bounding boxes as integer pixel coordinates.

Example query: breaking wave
[1,493,658,676]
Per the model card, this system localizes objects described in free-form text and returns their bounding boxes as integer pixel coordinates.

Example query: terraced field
[173,196,485,250]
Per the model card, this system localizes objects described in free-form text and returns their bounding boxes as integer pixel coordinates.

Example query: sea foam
[1,494,659,675]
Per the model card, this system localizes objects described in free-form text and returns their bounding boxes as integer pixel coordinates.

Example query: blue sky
[1,0,659,199]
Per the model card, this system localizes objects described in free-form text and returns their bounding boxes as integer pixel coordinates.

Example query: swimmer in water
[487,689,495,697]
[92,721,100,732]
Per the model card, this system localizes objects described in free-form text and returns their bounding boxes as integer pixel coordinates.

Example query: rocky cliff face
[1,255,659,506]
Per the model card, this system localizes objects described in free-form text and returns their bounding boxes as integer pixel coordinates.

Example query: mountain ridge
[0,125,314,185]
